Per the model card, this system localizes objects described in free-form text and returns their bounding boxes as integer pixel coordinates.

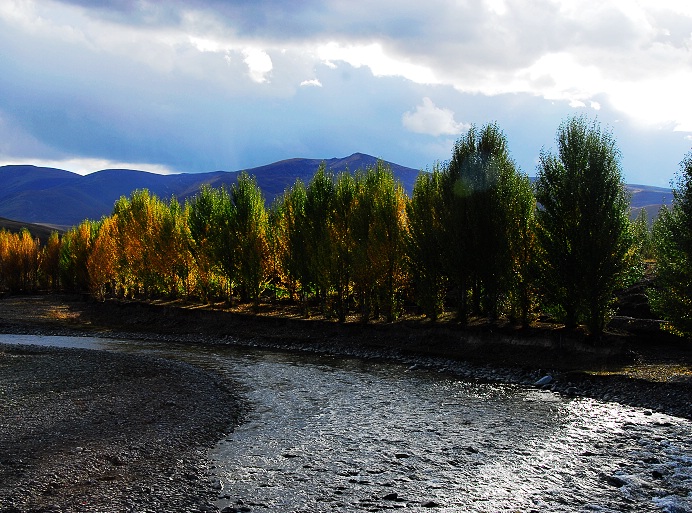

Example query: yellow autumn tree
[39,231,62,290]
[87,216,119,300]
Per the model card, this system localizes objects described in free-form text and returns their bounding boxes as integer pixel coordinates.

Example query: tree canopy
[535,116,635,334]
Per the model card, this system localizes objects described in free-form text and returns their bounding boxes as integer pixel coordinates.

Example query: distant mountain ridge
[0,153,673,229]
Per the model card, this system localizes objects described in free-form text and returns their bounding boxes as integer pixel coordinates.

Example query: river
[2,334,691,512]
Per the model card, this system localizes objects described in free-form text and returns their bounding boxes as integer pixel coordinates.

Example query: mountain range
[0,153,673,231]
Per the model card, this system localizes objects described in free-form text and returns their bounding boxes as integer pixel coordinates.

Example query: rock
[394,453,410,458]
[422,500,440,507]
[604,474,627,488]
[565,386,578,396]
[383,492,399,500]
[534,375,553,386]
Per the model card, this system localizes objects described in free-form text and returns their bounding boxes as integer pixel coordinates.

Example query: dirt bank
[1,294,691,416]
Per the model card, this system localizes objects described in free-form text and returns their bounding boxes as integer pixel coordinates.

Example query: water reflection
[1,334,691,512]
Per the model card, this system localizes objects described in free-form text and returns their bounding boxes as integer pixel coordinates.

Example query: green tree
[441,123,530,321]
[406,165,446,320]
[187,185,225,301]
[304,165,336,311]
[59,221,97,293]
[650,152,692,337]
[229,172,269,307]
[503,173,538,327]
[329,172,357,322]
[269,191,300,300]
[278,180,312,310]
[351,161,408,322]
[632,208,654,261]
[535,116,634,334]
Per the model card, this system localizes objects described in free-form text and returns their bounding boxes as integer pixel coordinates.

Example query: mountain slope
[0,154,419,226]
[0,154,670,228]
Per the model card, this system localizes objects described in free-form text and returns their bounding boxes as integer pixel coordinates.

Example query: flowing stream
[2,334,692,512]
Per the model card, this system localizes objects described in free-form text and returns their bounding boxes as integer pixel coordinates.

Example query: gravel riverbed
[0,344,244,513]
[1,295,691,512]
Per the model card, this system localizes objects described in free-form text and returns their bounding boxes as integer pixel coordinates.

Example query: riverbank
[0,342,244,512]
[1,294,692,512]
[1,294,691,415]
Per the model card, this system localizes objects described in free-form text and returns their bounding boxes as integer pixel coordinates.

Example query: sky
[1,0,691,187]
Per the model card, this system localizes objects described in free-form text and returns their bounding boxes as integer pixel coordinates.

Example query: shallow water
[2,334,691,512]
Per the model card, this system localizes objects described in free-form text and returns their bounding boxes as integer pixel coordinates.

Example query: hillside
[0,154,419,227]
[0,154,672,228]
[0,217,63,242]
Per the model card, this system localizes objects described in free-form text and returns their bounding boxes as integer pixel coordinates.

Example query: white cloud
[242,48,273,83]
[402,97,469,137]
[300,78,322,87]
[317,41,438,84]
[0,155,177,175]
[484,0,508,16]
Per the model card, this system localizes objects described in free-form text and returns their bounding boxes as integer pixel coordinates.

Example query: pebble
[534,375,553,386]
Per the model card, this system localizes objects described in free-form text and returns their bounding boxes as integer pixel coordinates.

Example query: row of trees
[0,230,60,293]
[1,115,690,336]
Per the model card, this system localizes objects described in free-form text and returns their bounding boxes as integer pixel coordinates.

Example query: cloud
[0,0,689,186]
[0,156,176,176]
[300,79,322,87]
[402,98,469,137]
[317,41,438,84]
[242,48,273,83]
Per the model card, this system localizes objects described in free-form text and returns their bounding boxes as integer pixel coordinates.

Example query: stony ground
[0,294,691,513]
[0,341,244,512]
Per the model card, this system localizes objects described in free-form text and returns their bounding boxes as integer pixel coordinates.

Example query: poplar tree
[40,231,62,290]
[351,161,407,322]
[187,185,224,301]
[330,172,357,322]
[441,123,530,321]
[59,221,96,293]
[229,172,269,307]
[88,216,119,300]
[406,165,446,320]
[535,116,634,334]
[650,152,692,337]
[304,165,335,310]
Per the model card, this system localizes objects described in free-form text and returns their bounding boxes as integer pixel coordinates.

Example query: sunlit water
[2,334,691,512]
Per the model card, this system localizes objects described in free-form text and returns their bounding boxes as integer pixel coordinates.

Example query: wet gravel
[202,350,692,512]
[12,337,688,513]
[1,296,692,512]
[0,343,244,513]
